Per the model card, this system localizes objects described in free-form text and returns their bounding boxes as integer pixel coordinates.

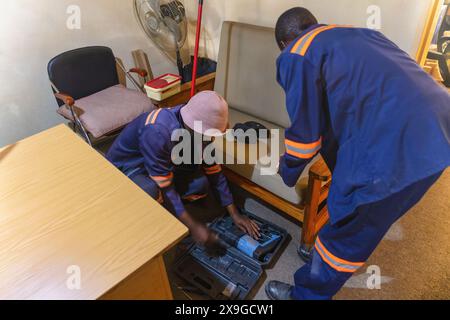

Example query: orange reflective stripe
[317,237,364,267]
[145,109,163,126]
[203,164,222,175]
[150,109,162,124]
[151,172,174,181]
[315,237,364,273]
[151,172,174,188]
[285,138,322,159]
[145,111,155,125]
[315,244,356,273]
[299,25,337,56]
[157,181,172,188]
[285,138,322,150]
[291,25,331,54]
[204,169,222,175]
[183,194,208,202]
[291,25,352,56]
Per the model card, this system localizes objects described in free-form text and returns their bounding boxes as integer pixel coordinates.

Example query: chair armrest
[309,158,331,182]
[54,93,75,107]
[129,68,148,78]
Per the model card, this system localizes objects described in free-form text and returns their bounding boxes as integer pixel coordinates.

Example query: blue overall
[277,24,450,299]
[106,106,234,217]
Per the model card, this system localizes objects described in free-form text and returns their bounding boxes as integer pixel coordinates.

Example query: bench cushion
[58,85,155,138]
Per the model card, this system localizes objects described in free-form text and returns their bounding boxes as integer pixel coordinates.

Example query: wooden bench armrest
[309,158,331,182]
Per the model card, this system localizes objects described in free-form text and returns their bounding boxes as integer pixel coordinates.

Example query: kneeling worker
[266,8,450,300]
[107,91,260,247]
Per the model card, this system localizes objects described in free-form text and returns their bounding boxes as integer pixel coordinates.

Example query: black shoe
[297,245,312,263]
[265,281,294,300]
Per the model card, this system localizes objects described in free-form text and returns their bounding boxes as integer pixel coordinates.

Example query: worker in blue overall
[265,7,450,300]
[107,91,260,248]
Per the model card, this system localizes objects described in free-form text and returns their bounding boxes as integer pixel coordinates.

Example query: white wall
[0,0,176,147]
[0,0,436,146]
[184,0,434,63]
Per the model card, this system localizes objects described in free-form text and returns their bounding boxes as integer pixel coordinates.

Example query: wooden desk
[0,125,188,300]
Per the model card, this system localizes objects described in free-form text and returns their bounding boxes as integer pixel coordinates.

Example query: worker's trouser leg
[129,168,208,204]
[292,172,442,300]
[172,167,209,201]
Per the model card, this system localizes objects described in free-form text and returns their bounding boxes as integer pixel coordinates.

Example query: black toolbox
[173,208,289,300]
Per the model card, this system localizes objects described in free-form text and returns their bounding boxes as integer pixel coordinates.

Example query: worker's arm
[140,125,186,216]
[202,163,233,207]
[276,52,325,187]
[139,126,234,249]
[140,126,222,247]
[202,161,260,238]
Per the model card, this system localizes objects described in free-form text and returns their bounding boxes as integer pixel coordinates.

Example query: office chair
[48,46,156,146]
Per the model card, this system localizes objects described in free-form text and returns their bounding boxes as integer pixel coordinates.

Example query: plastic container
[173,209,288,300]
[144,73,182,101]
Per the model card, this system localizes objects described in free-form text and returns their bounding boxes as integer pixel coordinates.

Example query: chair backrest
[48,46,119,106]
[215,21,291,128]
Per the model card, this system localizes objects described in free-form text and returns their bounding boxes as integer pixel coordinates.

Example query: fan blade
[134,0,188,66]
[148,0,163,18]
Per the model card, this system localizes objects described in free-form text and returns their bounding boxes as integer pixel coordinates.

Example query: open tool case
[173,209,288,300]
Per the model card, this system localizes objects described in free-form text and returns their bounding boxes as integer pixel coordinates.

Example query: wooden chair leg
[299,175,323,260]
[300,158,332,260]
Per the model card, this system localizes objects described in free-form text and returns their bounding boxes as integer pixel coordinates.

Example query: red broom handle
[190,0,204,97]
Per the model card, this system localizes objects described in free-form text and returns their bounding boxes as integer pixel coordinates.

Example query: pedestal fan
[134,0,209,93]
[134,0,189,76]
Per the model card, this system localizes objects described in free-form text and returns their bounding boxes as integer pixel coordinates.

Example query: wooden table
[0,125,188,300]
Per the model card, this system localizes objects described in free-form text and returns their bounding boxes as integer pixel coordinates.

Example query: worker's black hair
[275,7,318,50]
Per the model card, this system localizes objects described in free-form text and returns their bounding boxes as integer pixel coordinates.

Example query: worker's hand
[179,211,226,256]
[189,222,226,256]
[179,211,222,249]
[190,222,217,246]
[231,212,261,240]
[226,204,261,239]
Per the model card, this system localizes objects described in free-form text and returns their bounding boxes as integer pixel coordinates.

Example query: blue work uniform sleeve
[277,53,325,187]
[202,163,234,207]
[139,125,186,217]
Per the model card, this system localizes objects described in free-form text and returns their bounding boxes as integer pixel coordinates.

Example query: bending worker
[107,91,260,247]
[266,7,450,300]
